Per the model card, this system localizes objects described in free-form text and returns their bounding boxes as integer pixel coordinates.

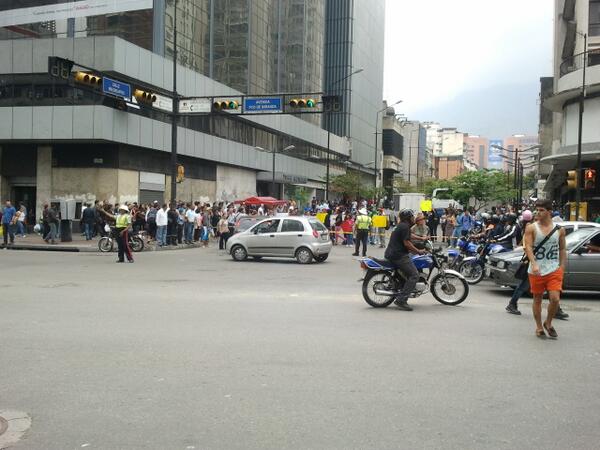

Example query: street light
[255,145,295,198]
[374,100,402,188]
[325,68,364,201]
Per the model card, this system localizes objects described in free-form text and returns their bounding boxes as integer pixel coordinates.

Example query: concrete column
[0,146,4,201]
[36,146,52,219]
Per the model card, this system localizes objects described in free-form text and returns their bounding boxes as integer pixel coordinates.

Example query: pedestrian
[44,203,59,244]
[167,203,178,246]
[427,211,439,242]
[523,199,566,338]
[16,204,27,237]
[101,205,134,263]
[81,202,96,240]
[2,200,17,247]
[445,209,456,246]
[156,203,168,246]
[352,208,371,257]
[184,203,196,244]
[146,201,158,240]
[410,212,430,249]
[218,213,231,250]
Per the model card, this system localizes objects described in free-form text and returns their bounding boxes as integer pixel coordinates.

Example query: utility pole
[170,0,179,205]
[575,33,587,221]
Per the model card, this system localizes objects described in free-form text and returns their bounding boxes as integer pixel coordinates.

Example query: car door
[566,231,600,289]
[276,219,306,256]
[245,219,281,255]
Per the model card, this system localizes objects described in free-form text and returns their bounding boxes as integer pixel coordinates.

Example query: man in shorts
[523,199,566,338]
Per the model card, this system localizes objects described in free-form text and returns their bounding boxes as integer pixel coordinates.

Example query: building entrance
[10,186,36,230]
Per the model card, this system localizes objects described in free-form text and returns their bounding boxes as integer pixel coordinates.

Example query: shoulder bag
[515,225,560,280]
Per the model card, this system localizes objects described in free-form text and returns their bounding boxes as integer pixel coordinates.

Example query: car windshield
[566,228,598,250]
[238,218,259,232]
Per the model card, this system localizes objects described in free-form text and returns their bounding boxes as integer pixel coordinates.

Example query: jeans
[16,221,26,236]
[83,222,93,240]
[2,223,15,245]
[45,223,57,243]
[509,277,530,307]
[390,254,419,303]
[156,225,167,246]
[184,222,194,242]
[344,233,354,246]
[354,230,369,256]
[219,231,231,250]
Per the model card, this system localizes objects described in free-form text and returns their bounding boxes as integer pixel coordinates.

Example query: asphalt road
[1,245,599,450]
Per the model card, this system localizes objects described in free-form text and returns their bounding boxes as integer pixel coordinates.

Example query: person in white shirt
[184,203,196,244]
[258,204,265,216]
[156,204,169,246]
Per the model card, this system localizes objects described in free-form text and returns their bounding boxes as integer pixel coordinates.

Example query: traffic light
[134,89,157,105]
[566,170,578,190]
[176,164,185,183]
[48,56,74,80]
[213,100,239,111]
[289,98,316,108]
[74,71,102,87]
[584,168,596,190]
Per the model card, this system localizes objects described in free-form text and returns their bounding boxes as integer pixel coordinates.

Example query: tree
[330,172,362,199]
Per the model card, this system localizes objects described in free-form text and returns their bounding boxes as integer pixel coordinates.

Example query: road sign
[244,97,283,114]
[154,93,173,113]
[179,98,211,114]
[102,76,131,100]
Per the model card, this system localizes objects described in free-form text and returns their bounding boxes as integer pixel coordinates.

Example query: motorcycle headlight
[496,261,506,269]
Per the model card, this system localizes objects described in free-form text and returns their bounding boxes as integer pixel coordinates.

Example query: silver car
[226,216,332,264]
[487,224,600,290]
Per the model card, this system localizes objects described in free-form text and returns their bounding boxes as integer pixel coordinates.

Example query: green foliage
[392,178,417,194]
[422,170,517,211]
[285,185,311,207]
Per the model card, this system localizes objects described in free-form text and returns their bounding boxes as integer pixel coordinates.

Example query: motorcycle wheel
[98,237,113,253]
[458,260,485,285]
[130,236,144,252]
[361,271,397,308]
[430,272,469,306]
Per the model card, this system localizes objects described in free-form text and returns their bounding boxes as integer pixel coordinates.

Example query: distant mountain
[409,82,541,138]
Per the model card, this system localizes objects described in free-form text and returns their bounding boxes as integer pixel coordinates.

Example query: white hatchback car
[226,216,332,263]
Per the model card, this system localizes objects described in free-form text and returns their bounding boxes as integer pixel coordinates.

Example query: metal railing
[560,49,600,77]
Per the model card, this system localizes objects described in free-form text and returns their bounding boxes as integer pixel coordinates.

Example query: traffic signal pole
[170,0,179,205]
[575,33,587,221]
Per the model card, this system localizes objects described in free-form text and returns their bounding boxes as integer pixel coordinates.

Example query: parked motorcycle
[447,236,481,269]
[458,240,508,284]
[360,244,469,307]
[98,228,145,253]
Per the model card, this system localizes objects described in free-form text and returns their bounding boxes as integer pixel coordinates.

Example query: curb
[1,242,208,253]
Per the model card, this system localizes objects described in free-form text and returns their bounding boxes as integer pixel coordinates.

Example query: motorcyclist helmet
[521,210,533,221]
[480,212,490,221]
[505,213,517,224]
[399,209,415,222]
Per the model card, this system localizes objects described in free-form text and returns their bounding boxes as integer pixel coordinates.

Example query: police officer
[99,204,134,263]
[352,208,372,257]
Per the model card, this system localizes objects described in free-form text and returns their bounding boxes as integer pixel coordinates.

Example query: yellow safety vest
[356,215,371,230]
[116,214,130,229]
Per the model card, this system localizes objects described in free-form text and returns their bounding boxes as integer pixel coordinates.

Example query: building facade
[398,121,427,187]
[543,0,600,219]
[463,135,489,169]
[0,0,384,221]
[381,110,404,197]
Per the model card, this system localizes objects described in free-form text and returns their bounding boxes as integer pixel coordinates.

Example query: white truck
[393,193,425,212]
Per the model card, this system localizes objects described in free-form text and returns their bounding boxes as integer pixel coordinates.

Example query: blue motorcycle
[458,240,508,284]
[447,237,480,269]
[359,244,469,307]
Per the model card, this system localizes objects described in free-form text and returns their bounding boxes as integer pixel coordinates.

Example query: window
[590,1,600,36]
[309,220,327,232]
[282,220,304,232]
[253,219,280,234]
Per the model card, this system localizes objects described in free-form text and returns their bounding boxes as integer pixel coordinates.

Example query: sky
[383,0,554,138]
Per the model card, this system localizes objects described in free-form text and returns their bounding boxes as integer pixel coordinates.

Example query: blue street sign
[102,76,131,100]
[244,97,282,113]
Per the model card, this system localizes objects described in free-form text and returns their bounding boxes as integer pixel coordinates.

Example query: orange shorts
[529,267,564,295]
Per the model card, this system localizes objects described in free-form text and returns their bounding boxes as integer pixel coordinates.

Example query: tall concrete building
[0,0,384,221]
[398,121,427,187]
[324,0,385,185]
[543,0,600,218]
[463,135,489,169]
[502,134,539,174]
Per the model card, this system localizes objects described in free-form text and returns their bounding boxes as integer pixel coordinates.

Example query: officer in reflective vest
[115,205,134,263]
[353,208,372,257]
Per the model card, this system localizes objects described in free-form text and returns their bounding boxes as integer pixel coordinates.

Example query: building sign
[0,0,153,28]
[488,139,504,170]
[102,76,131,100]
[244,97,283,114]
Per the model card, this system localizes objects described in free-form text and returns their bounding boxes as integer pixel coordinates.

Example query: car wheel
[314,254,329,263]
[231,245,248,261]
[296,247,313,264]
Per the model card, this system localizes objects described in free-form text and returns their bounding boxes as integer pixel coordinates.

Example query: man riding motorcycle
[384,209,426,311]
[491,213,517,250]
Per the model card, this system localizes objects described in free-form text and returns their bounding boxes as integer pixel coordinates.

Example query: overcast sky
[383,0,554,137]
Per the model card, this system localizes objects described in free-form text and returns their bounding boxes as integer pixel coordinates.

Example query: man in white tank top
[523,199,566,338]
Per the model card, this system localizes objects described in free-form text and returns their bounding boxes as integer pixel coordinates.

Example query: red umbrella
[233,196,287,206]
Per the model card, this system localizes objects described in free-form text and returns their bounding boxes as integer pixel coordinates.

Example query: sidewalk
[0,232,207,253]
